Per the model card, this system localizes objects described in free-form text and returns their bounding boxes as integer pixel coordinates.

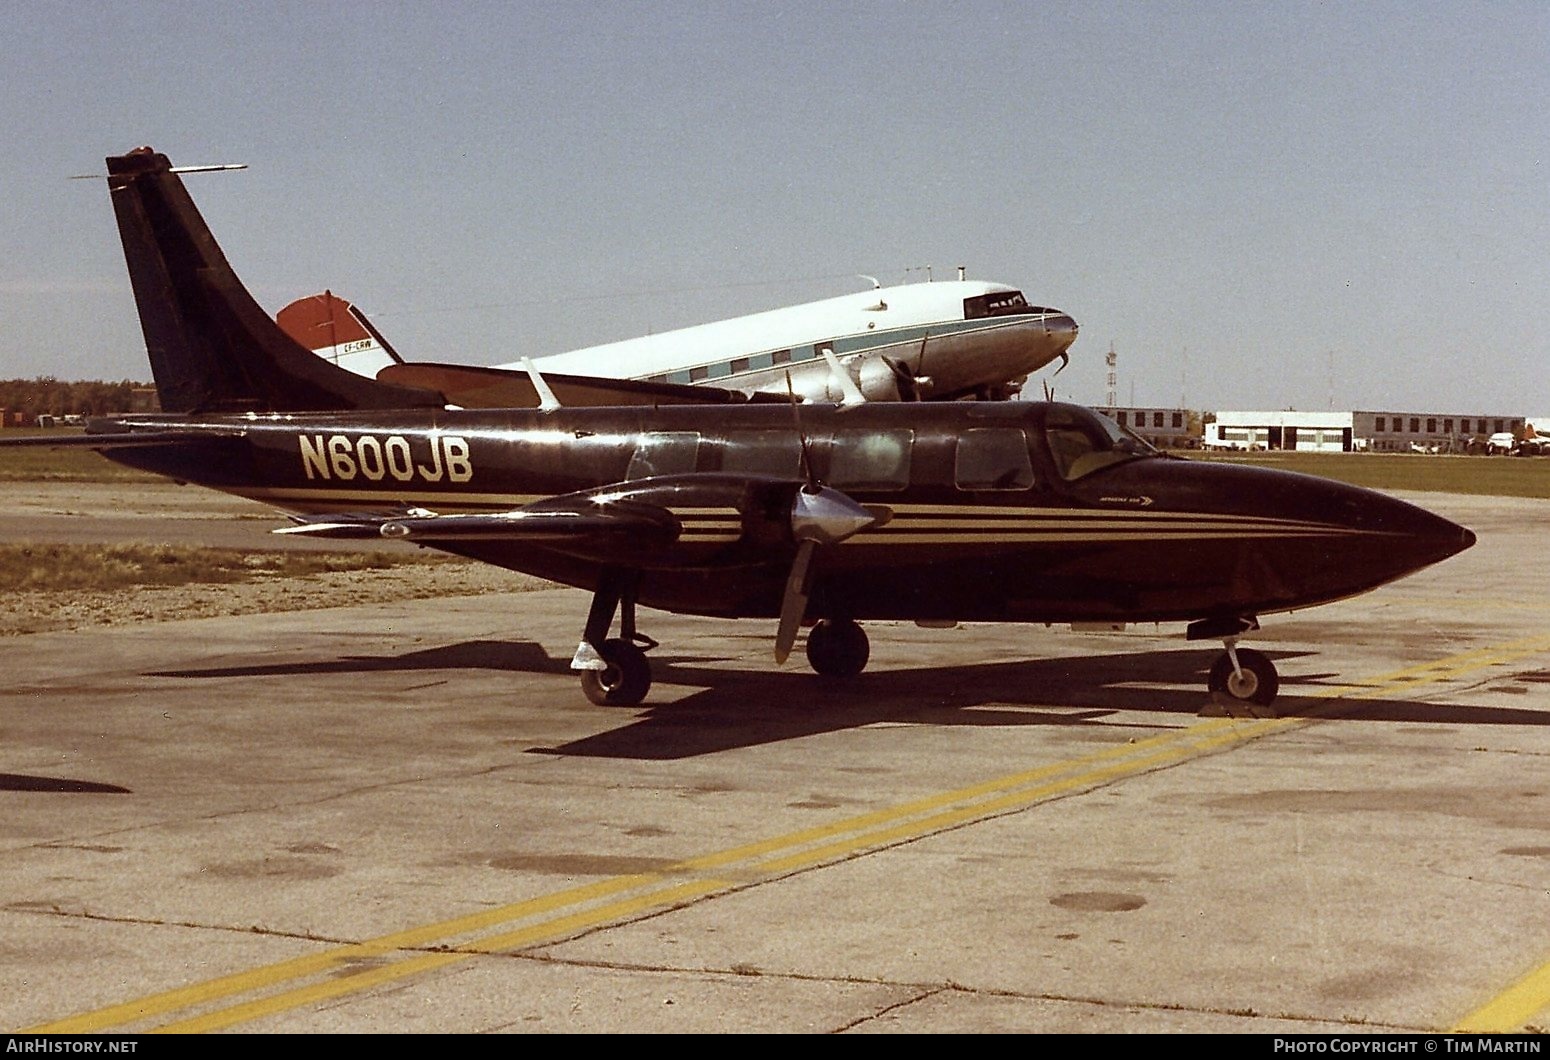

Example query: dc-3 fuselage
[31,147,1476,708]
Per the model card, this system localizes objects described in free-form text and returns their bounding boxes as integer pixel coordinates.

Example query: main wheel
[1207,647,1278,706]
[580,638,652,706]
[805,619,869,677]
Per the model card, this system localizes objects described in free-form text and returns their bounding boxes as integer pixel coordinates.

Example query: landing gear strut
[805,618,869,677]
[573,569,656,706]
[1189,615,1279,707]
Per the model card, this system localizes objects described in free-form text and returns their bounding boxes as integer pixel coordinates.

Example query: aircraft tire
[1207,648,1278,706]
[805,619,869,677]
[581,638,652,706]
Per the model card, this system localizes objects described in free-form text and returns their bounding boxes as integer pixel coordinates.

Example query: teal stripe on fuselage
[652,316,1030,384]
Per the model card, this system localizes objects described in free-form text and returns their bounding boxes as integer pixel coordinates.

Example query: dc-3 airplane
[275,271,1079,408]
[20,147,1476,709]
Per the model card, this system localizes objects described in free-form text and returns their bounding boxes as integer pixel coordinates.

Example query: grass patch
[1184,451,1550,499]
[0,429,160,483]
[0,543,445,592]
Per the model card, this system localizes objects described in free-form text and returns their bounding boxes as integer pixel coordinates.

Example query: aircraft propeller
[774,372,881,662]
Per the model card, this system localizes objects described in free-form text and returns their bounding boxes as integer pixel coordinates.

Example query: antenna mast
[1105,343,1117,407]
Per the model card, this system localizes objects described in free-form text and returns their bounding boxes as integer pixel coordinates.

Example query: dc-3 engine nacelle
[815,355,923,403]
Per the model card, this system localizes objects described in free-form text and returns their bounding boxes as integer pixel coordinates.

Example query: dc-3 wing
[377,361,788,409]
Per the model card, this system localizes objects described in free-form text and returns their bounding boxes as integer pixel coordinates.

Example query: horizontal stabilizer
[0,426,247,450]
[378,361,787,409]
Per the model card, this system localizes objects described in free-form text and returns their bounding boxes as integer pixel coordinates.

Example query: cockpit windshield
[963,290,1034,318]
[1043,404,1159,482]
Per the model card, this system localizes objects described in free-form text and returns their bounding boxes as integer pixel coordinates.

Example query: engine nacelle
[816,355,921,403]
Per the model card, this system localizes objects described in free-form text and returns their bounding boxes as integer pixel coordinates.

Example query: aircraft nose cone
[1353,491,1476,580]
[1045,312,1078,346]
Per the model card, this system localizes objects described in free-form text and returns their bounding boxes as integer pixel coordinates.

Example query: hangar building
[1205,410,1527,453]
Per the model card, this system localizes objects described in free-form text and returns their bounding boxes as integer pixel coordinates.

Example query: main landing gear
[804,618,869,677]
[571,572,875,705]
[572,571,656,706]
[1189,615,1279,708]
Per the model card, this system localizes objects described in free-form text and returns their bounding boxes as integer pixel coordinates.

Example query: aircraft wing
[377,361,787,409]
[277,503,680,547]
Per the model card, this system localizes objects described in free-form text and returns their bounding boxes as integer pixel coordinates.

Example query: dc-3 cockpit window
[626,432,701,479]
[962,290,1050,319]
[827,429,913,491]
[1043,406,1158,482]
[954,428,1035,490]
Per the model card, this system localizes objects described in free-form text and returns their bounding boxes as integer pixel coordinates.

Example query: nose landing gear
[1188,615,1279,708]
[1207,643,1279,706]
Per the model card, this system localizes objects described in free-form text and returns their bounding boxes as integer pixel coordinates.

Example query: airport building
[1094,406,1200,450]
[1205,410,1528,453]
[1206,410,1352,453]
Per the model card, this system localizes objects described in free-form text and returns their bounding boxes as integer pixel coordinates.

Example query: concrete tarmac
[4,492,1550,1034]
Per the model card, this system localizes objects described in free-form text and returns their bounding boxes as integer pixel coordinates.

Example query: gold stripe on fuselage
[228,487,1386,545]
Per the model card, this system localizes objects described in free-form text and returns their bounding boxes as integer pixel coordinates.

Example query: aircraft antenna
[1105,343,1118,408]
[70,163,248,179]
[520,358,562,412]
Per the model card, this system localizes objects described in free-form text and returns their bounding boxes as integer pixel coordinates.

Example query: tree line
[0,378,152,416]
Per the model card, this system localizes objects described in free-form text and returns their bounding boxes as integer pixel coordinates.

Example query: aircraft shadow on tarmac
[0,774,131,794]
[146,640,1550,760]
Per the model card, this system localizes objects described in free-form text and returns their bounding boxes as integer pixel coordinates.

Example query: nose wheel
[1207,644,1278,706]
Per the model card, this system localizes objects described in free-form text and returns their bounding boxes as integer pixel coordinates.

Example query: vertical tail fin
[105,147,441,413]
[276,290,405,379]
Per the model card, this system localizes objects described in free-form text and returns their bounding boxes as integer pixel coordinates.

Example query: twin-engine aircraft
[21,147,1475,708]
[276,273,1079,409]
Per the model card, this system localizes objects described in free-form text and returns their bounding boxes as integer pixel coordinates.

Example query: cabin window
[626,432,701,479]
[729,357,750,374]
[771,350,792,366]
[954,429,1034,491]
[1427,418,1437,433]
[1376,417,1386,432]
[689,366,709,383]
[962,290,1031,319]
[719,430,805,478]
[1115,410,1127,426]
[1172,412,1183,428]
[828,429,913,491]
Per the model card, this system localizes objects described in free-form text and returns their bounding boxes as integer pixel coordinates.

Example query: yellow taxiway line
[25,632,1550,1035]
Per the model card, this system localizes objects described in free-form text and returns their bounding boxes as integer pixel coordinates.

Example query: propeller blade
[774,539,817,664]
[785,370,818,488]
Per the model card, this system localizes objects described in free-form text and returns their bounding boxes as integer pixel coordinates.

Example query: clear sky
[2,1,1544,413]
